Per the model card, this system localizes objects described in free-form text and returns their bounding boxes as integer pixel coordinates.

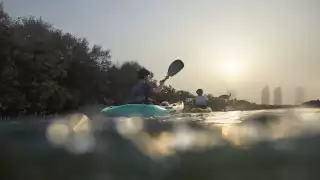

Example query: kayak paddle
[167,59,184,77]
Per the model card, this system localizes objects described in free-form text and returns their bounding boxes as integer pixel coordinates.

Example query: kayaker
[130,68,168,104]
[195,89,208,108]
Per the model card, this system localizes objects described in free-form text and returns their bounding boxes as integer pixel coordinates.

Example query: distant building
[261,86,270,105]
[295,87,305,105]
[273,87,282,105]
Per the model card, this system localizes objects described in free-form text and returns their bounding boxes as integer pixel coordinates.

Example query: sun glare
[221,60,244,77]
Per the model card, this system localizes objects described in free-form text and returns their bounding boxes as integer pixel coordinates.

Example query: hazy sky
[4,0,320,104]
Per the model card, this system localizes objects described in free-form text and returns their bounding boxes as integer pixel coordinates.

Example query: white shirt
[196,95,208,106]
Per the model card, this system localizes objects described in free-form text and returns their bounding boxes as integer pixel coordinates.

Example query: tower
[295,86,305,105]
[273,87,282,105]
[261,86,270,105]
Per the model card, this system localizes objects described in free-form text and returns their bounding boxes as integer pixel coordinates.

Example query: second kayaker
[130,68,168,104]
[195,88,208,108]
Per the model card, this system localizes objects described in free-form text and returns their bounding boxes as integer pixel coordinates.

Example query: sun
[221,60,244,77]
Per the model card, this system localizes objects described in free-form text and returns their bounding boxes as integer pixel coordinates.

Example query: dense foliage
[0,6,198,116]
[303,100,320,107]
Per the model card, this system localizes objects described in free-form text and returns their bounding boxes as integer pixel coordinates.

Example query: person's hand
[160,76,169,84]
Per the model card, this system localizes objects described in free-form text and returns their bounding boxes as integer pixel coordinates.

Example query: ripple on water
[3,108,320,180]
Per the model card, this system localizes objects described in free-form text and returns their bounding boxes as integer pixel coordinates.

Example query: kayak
[190,107,212,113]
[101,101,184,118]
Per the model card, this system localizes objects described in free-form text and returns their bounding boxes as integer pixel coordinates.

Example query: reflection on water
[1,108,320,180]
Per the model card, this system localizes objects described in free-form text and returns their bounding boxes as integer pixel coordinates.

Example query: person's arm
[203,95,208,103]
[152,76,169,93]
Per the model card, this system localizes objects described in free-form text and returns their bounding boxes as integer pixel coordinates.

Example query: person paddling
[195,89,208,108]
[130,68,168,104]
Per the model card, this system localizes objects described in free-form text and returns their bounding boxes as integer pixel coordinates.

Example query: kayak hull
[101,101,184,118]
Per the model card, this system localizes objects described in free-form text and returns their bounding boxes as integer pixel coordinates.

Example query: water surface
[1,108,320,180]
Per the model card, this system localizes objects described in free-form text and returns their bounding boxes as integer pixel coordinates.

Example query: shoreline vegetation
[0,5,316,118]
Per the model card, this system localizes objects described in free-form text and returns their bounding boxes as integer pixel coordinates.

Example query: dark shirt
[130,82,155,104]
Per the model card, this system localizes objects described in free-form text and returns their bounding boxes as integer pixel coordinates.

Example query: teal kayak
[101,101,184,118]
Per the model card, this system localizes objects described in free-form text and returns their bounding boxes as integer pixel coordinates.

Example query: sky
[3,0,320,104]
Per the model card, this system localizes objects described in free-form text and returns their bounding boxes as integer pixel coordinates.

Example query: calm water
[1,108,320,180]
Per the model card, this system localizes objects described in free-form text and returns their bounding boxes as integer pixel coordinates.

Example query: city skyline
[258,85,308,105]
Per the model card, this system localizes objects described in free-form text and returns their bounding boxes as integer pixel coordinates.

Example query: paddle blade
[167,59,184,77]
